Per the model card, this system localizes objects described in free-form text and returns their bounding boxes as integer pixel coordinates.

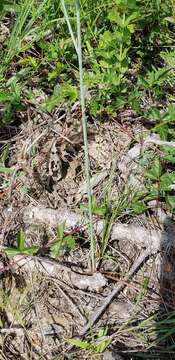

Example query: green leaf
[3,245,39,257]
[131,201,146,215]
[3,248,22,257]
[50,240,63,257]
[166,105,175,121]
[116,48,128,62]
[125,11,140,25]
[21,246,39,255]
[0,92,12,101]
[165,16,175,24]
[145,158,162,180]
[18,56,39,70]
[160,51,175,69]
[45,84,78,111]
[50,233,75,257]
[115,96,127,109]
[17,229,26,251]
[0,166,15,174]
[130,98,141,112]
[56,222,65,240]
[162,146,175,164]
[80,197,107,216]
[166,195,175,212]
[127,23,135,33]
[92,206,108,216]
[98,328,107,337]
[67,338,91,350]
[108,11,123,26]
[80,203,89,212]
[138,76,149,88]
[153,123,169,140]
[90,100,100,115]
[95,338,111,353]
[148,108,161,120]
[164,154,175,163]
[144,189,159,201]
[64,235,76,250]
[99,30,114,47]
[91,195,97,208]
[160,173,175,191]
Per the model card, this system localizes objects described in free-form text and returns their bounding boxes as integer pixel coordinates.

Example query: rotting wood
[22,206,175,254]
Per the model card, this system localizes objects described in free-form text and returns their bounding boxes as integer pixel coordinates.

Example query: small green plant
[4,0,48,67]
[0,74,25,123]
[80,195,108,217]
[138,66,171,97]
[148,104,175,140]
[85,3,140,114]
[67,327,111,354]
[136,310,175,351]
[129,195,147,215]
[0,0,17,15]
[145,156,175,212]
[4,229,39,257]
[44,83,78,112]
[50,222,76,257]
[160,50,175,69]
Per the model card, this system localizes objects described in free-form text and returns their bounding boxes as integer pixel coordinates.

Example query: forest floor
[0,1,175,359]
[1,102,175,360]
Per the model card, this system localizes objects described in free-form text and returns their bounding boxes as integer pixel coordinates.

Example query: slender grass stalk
[60,0,78,53]
[75,0,95,271]
[60,0,95,271]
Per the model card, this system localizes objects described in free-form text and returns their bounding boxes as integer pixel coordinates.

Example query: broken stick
[79,248,153,337]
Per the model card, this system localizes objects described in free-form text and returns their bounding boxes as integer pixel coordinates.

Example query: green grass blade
[6,0,35,65]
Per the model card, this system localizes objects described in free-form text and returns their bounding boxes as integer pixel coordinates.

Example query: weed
[80,195,108,217]
[67,327,111,354]
[4,229,39,256]
[145,156,175,211]
[50,222,76,256]
[148,104,175,140]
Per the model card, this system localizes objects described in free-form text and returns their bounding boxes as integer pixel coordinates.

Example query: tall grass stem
[75,0,95,271]
[60,0,78,53]
[61,0,95,271]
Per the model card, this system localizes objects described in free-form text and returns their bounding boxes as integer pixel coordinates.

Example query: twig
[79,248,152,337]
[25,128,48,153]
[0,326,25,335]
[144,138,175,148]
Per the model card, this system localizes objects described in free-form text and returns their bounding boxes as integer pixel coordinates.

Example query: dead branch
[79,248,152,337]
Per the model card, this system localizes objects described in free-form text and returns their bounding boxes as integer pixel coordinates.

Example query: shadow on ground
[135,214,175,360]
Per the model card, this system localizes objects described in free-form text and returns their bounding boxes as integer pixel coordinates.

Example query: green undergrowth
[0,0,174,121]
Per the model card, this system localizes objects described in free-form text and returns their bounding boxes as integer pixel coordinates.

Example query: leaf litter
[0,104,175,359]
